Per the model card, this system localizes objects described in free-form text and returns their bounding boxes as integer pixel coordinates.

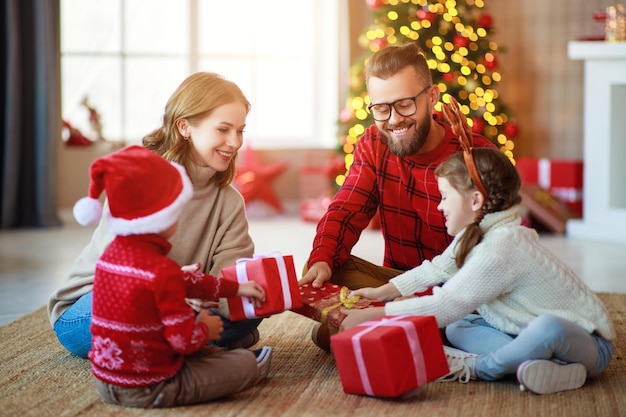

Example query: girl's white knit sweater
[385,206,615,340]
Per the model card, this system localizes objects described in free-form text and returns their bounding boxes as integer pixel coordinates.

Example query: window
[61,0,339,149]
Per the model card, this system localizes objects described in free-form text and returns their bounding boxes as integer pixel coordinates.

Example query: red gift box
[299,165,333,201]
[519,184,579,234]
[330,315,449,398]
[516,157,583,216]
[292,283,384,334]
[222,254,303,321]
[299,196,332,223]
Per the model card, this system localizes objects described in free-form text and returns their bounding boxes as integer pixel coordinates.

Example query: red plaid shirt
[308,119,495,271]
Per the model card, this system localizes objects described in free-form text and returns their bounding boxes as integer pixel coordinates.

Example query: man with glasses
[299,42,495,351]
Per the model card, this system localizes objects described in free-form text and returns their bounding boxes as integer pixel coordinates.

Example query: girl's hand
[339,307,386,331]
[237,281,266,308]
[349,283,401,302]
[196,309,223,341]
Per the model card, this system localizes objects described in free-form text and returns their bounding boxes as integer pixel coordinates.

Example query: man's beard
[380,114,431,158]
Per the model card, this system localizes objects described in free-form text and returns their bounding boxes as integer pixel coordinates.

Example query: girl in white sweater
[341,146,614,395]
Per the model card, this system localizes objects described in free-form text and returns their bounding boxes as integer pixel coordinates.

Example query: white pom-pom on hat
[73,196,103,226]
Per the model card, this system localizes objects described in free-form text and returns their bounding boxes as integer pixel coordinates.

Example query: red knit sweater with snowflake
[308,119,495,272]
[89,234,239,387]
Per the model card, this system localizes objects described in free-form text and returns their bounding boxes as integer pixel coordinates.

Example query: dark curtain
[1,0,61,229]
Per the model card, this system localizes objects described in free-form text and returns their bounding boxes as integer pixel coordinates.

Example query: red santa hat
[73,145,193,236]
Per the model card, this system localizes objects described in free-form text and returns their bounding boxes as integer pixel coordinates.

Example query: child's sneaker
[437,346,478,383]
[517,359,586,394]
[253,346,273,381]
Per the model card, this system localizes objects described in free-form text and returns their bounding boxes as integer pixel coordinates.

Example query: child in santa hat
[73,145,272,408]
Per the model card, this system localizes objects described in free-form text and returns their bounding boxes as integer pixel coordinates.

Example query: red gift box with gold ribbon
[330,315,449,398]
[292,283,384,334]
[222,253,302,321]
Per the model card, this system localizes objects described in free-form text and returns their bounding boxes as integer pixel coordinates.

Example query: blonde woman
[49,72,262,358]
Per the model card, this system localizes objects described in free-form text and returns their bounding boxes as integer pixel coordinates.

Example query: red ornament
[62,120,93,146]
[235,146,289,214]
[442,72,455,83]
[339,108,354,123]
[478,14,493,29]
[453,34,470,48]
[471,117,485,134]
[503,121,519,138]
[324,157,347,180]
[366,0,385,10]
[417,9,438,23]
[484,55,498,70]
[372,37,388,50]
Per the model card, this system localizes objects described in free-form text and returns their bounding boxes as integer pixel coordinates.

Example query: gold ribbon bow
[320,286,361,324]
[442,97,488,199]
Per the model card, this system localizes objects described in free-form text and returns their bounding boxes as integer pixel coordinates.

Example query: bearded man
[299,42,495,351]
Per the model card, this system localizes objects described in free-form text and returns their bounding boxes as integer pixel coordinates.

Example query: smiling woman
[60,0,339,149]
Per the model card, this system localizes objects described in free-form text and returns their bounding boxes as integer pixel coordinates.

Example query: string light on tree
[337,0,518,188]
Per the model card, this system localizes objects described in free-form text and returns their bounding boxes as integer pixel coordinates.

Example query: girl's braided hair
[434,148,522,267]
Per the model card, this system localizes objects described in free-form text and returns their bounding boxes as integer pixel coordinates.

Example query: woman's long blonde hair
[142,72,251,188]
[434,148,522,267]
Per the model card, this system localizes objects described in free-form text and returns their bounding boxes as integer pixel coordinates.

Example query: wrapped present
[222,253,303,321]
[519,184,578,234]
[516,158,583,217]
[330,315,449,398]
[299,166,333,201]
[292,283,384,334]
[300,196,332,223]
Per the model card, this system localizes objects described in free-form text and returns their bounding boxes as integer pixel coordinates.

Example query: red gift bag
[330,315,449,398]
[222,254,302,321]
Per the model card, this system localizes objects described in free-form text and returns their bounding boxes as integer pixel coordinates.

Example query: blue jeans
[445,313,614,381]
[53,291,262,359]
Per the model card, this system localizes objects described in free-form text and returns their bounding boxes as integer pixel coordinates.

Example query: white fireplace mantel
[567,41,626,243]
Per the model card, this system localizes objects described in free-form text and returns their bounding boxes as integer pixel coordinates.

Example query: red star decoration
[235,146,289,214]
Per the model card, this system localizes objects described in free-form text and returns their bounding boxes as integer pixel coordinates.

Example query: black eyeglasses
[367,86,431,122]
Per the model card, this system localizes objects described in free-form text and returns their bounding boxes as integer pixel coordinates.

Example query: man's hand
[299,261,332,288]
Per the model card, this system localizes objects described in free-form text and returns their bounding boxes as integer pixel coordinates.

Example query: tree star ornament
[235,146,289,214]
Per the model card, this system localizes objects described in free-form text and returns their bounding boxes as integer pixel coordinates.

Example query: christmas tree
[335,0,518,187]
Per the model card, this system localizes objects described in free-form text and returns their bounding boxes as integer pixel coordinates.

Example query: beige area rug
[1,293,625,417]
